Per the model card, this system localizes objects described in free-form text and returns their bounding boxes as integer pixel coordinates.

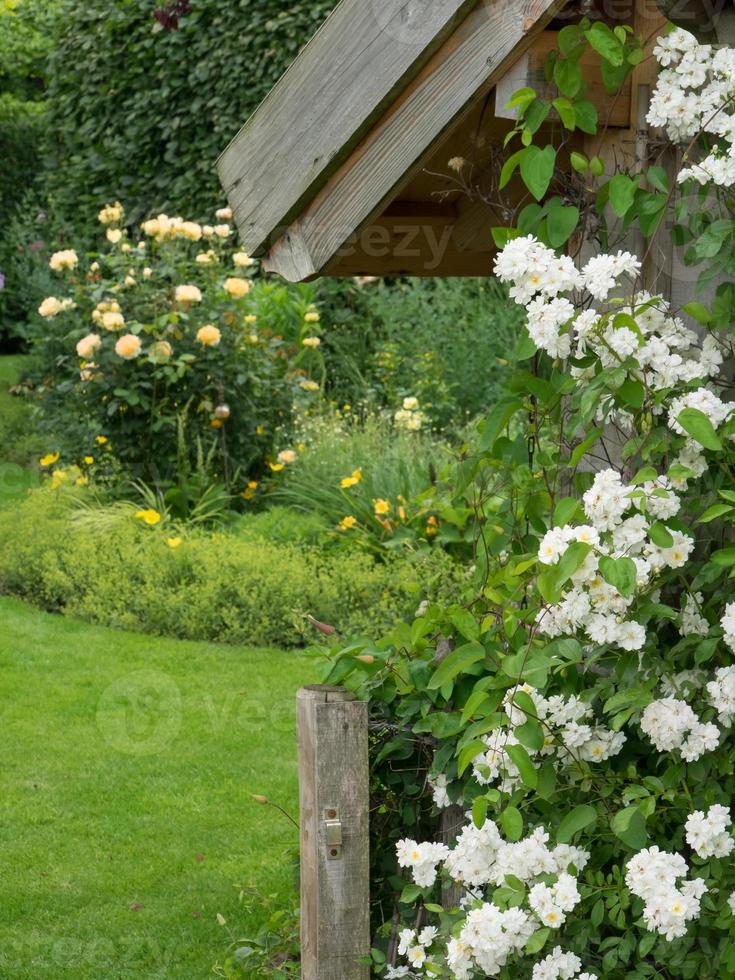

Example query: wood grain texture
[297,686,370,980]
[263,0,569,281]
[218,0,480,256]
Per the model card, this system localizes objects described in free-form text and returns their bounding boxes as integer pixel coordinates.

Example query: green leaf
[457,739,488,776]
[677,407,722,451]
[598,555,637,597]
[699,503,733,523]
[649,522,674,548]
[646,165,669,194]
[520,145,556,202]
[552,96,576,130]
[557,804,598,844]
[499,148,526,190]
[516,717,546,751]
[472,796,488,830]
[400,884,424,904]
[570,151,589,173]
[450,608,481,642]
[501,805,524,841]
[553,58,583,98]
[585,22,624,66]
[428,642,485,691]
[711,547,735,567]
[573,100,598,135]
[546,199,580,248]
[505,743,538,789]
[611,806,648,849]
[524,98,552,135]
[608,174,639,217]
[505,86,537,112]
[525,928,551,954]
[682,302,712,324]
[570,427,603,466]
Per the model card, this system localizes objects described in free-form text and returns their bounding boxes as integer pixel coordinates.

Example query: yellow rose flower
[106,229,122,244]
[244,314,257,324]
[49,249,78,272]
[115,334,142,360]
[179,221,202,241]
[195,250,217,265]
[300,380,319,392]
[196,325,221,347]
[277,449,297,465]
[150,340,173,361]
[233,252,254,268]
[175,284,202,305]
[102,311,125,331]
[135,509,161,526]
[304,311,320,323]
[223,277,250,298]
[302,336,321,348]
[98,202,124,225]
[143,267,152,278]
[213,224,231,238]
[39,452,60,467]
[215,207,233,220]
[39,297,62,318]
[124,275,136,287]
[76,333,102,359]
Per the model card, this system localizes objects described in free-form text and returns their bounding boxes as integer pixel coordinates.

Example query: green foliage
[43,0,335,231]
[0,489,462,647]
[316,277,524,429]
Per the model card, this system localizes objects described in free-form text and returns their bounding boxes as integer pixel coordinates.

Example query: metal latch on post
[324,807,343,860]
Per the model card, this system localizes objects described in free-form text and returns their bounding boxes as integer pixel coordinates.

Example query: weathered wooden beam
[263,0,569,281]
[297,685,370,980]
[218,0,481,257]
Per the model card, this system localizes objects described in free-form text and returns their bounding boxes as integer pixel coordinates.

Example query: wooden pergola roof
[217,0,668,281]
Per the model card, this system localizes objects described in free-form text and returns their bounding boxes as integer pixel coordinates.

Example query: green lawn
[0,596,314,978]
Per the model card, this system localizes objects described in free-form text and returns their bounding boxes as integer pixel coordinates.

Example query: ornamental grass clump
[307,22,735,980]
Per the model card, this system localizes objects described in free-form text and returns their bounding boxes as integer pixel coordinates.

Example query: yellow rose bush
[30,201,328,490]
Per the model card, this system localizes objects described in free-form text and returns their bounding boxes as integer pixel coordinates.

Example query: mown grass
[0,597,314,978]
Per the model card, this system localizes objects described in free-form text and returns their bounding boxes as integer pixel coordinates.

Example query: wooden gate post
[297,685,370,980]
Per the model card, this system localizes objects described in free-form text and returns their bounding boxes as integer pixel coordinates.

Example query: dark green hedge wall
[44,0,335,228]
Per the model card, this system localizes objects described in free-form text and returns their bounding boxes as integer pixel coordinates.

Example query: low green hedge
[0,492,461,647]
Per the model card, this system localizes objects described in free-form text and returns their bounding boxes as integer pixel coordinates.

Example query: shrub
[29,202,328,490]
[43,0,335,232]
[0,489,463,647]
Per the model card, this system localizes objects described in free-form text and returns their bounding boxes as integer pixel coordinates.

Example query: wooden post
[297,685,370,980]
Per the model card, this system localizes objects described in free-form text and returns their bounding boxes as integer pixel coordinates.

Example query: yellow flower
[244,314,257,324]
[195,250,217,265]
[269,462,285,472]
[374,498,391,516]
[179,221,202,241]
[210,418,223,429]
[101,311,125,331]
[241,489,255,500]
[256,425,265,436]
[115,334,142,360]
[106,228,122,244]
[166,537,183,549]
[150,340,173,361]
[304,311,320,323]
[278,449,297,465]
[426,516,439,537]
[340,469,363,489]
[50,469,68,490]
[175,284,202,305]
[143,267,152,278]
[39,452,60,467]
[300,380,319,392]
[39,296,74,318]
[337,515,357,532]
[75,333,101,359]
[49,249,78,272]
[197,324,221,347]
[75,474,89,487]
[98,202,124,225]
[302,336,321,348]
[223,277,251,298]
[248,481,258,490]
[95,435,108,445]
[83,456,94,465]
[135,509,161,526]
[233,252,254,268]
[124,275,136,287]
[216,207,233,221]
[213,224,231,238]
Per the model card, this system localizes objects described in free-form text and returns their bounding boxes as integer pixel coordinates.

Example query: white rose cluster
[639,697,719,761]
[649,28,735,187]
[706,664,735,726]
[393,822,591,978]
[668,387,734,436]
[535,468,693,651]
[532,946,597,980]
[685,804,734,859]
[395,926,440,973]
[625,846,707,940]
[679,592,709,637]
[720,603,735,653]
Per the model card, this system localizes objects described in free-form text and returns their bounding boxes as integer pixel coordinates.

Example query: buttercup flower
[374,498,391,516]
[166,537,183,549]
[135,509,161,526]
[340,470,362,489]
[337,516,358,531]
[196,325,221,347]
[115,334,142,360]
[39,452,60,467]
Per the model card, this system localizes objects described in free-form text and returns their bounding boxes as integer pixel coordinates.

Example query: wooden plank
[297,685,370,980]
[218,0,481,257]
[263,0,569,281]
